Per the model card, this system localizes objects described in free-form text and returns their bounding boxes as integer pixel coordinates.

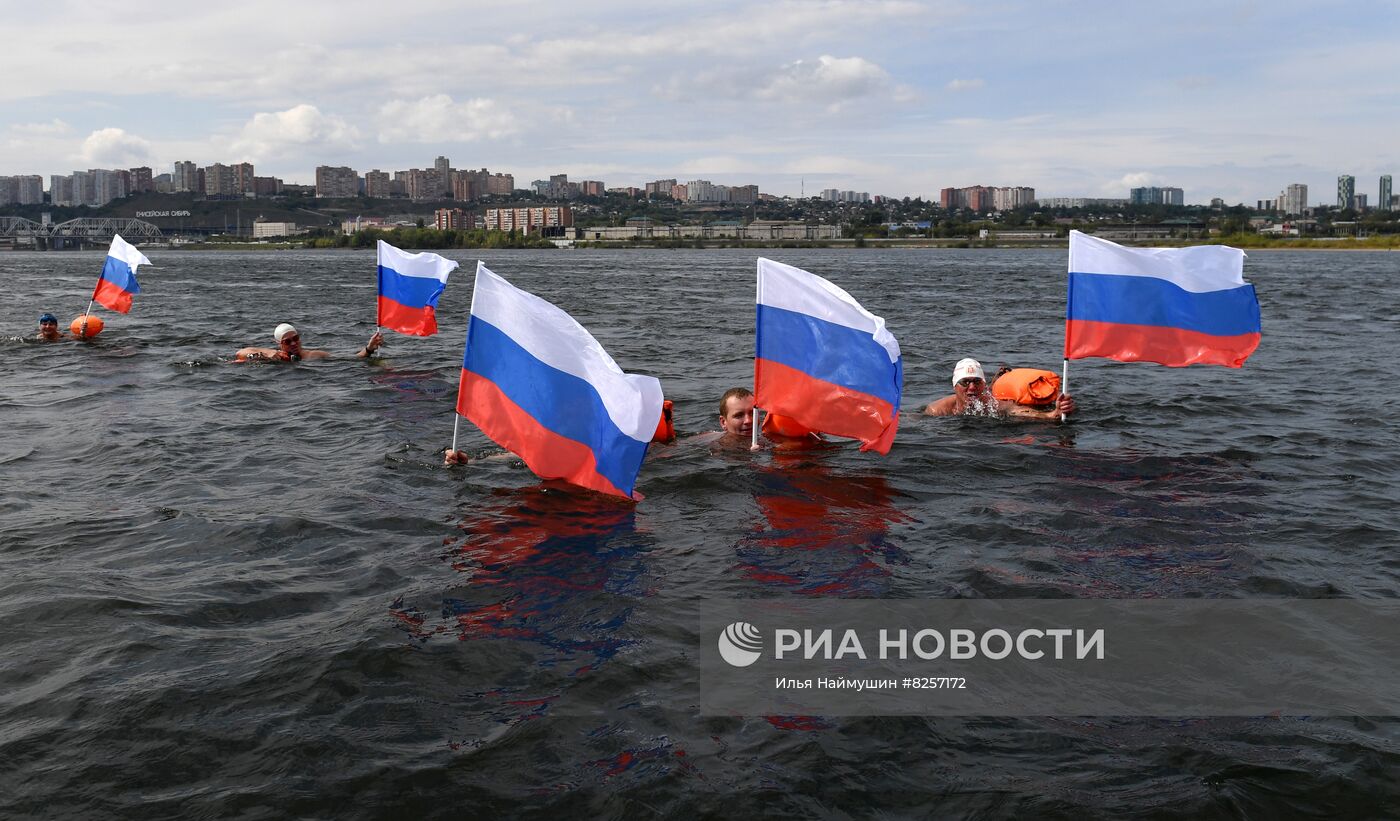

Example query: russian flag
[1066,231,1261,367]
[754,258,902,454]
[456,262,663,499]
[92,234,151,314]
[377,240,459,336]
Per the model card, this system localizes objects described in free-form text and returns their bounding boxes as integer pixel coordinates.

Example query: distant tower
[1381,175,1393,212]
[1337,174,1355,210]
[1284,183,1308,215]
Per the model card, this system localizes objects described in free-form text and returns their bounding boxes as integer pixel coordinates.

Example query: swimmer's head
[719,387,754,436]
[37,313,62,340]
[274,323,302,358]
[952,358,987,396]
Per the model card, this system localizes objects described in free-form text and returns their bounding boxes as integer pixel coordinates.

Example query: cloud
[231,104,358,161]
[1115,172,1162,189]
[376,95,520,143]
[78,128,154,167]
[946,78,984,92]
[755,55,895,110]
[10,119,72,136]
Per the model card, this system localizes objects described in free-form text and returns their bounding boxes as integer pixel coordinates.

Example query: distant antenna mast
[801,177,804,198]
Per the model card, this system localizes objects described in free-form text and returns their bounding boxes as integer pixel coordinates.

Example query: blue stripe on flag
[1067,272,1260,337]
[101,256,140,294]
[378,265,446,310]
[463,316,649,493]
[756,304,902,408]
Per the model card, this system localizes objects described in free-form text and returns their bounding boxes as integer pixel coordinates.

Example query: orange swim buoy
[651,399,675,443]
[70,315,104,338]
[761,412,816,439]
[991,368,1060,406]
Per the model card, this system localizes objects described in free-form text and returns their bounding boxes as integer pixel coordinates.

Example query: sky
[3,0,1397,206]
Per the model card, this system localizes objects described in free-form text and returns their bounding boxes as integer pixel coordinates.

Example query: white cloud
[756,56,894,110]
[1115,172,1162,190]
[231,104,358,161]
[946,78,985,92]
[376,95,520,144]
[78,128,154,167]
[10,119,72,136]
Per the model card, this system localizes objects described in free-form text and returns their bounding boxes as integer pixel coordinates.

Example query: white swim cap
[274,323,297,342]
[952,357,985,385]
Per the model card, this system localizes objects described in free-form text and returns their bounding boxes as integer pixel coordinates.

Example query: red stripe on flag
[755,358,899,454]
[92,278,133,314]
[1065,319,1260,367]
[377,296,438,336]
[456,369,631,499]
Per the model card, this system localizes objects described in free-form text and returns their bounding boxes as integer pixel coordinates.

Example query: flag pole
[448,261,483,464]
[751,261,761,451]
[1060,359,1068,423]
[374,240,382,338]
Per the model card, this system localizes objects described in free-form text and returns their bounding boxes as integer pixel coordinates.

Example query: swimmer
[714,387,824,449]
[922,357,1075,420]
[35,313,68,341]
[718,387,755,441]
[236,323,383,362]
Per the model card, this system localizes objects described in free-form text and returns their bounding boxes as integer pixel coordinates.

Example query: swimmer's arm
[356,331,385,359]
[1002,394,1075,420]
[235,347,284,361]
[921,395,957,416]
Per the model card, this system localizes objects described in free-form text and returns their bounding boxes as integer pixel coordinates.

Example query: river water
[1,248,1397,818]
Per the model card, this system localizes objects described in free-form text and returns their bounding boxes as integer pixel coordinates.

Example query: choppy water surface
[2,248,1398,818]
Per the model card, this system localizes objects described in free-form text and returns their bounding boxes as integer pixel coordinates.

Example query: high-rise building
[174,161,199,193]
[316,166,360,198]
[646,179,677,198]
[435,156,450,178]
[686,179,729,202]
[483,206,573,233]
[1283,183,1308,215]
[485,172,513,196]
[253,176,282,197]
[49,175,73,206]
[1354,194,1368,210]
[204,163,236,197]
[434,208,470,230]
[232,163,255,197]
[1381,175,1393,212]
[364,170,391,198]
[1130,186,1161,205]
[1337,175,1355,210]
[129,166,153,194]
[12,175,43,204]
[580,180,605,197]
[730,185,759,204]
[820,189,871,203]
[1162,187,1184,206]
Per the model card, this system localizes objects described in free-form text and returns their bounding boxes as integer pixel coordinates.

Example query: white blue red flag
[93,234,151,314]
[754,258,902,454]
[455,262,663,499]
[377,240,458,336]
[1065,231,1261,367]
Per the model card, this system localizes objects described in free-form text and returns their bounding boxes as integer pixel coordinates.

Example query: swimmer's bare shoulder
[922,395,959,416]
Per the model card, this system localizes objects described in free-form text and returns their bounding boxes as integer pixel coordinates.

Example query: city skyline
[2,1,1397,204]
